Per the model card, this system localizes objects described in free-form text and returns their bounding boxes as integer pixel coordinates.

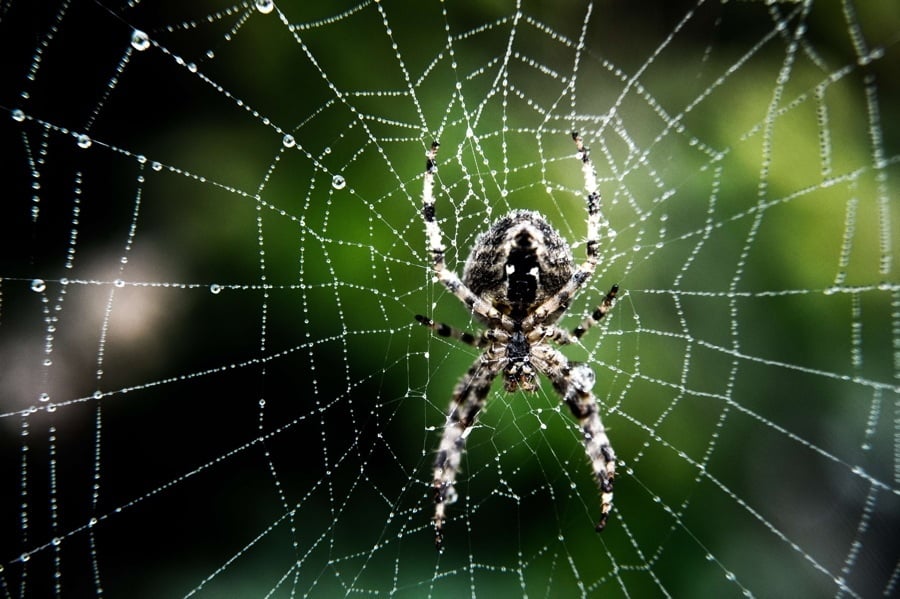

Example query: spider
[416,132,619,550]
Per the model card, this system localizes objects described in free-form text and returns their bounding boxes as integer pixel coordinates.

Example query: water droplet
[114,279,125,288]
[259,398,266,407]
[131,29,150,51]
[39,393,50,402]
[209,283,222,294]
[93,391,103,400]
[31,279,46,292]
[282,134,295,148]
[12,108,25,122]
[151,161,163,171]
[20,553,30,563]
[52,537,61,546]
[323,146,332,154]
[76,134,92,149]
[466,127,474,138]
[255,0,274,14]
[88,517,98,527]
[187,62,197,73]
[331,174,346,190]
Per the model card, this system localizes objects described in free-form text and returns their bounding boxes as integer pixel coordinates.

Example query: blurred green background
[0,0,898,597]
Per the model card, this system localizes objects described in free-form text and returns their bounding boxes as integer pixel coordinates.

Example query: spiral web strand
[0,1,898,596]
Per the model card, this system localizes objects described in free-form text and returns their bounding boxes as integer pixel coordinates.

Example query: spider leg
[521,132,606,329]
[414,314,486,348]
[529,324,579,346]
[422,141,509,327]
[535,346,616,532]
[572,130,604,261]
[572,284,619,340]
[432,353,502,550]
[530,281,616,346]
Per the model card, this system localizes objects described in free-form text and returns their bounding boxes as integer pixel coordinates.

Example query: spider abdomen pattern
[463,210,574,323]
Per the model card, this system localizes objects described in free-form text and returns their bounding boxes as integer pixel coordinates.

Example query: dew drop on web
[130,29,150,51]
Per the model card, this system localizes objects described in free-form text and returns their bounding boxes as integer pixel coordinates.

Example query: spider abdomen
[462,210,574,322]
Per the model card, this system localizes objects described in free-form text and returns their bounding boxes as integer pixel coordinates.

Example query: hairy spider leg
[572,284,619,340]
[414,314,486,348]
[534,347,616,532]
[432,354,503,550]
[572,130,603,261]
[422,141,511,328]
[530,284,619,346]
[521,132,604,329]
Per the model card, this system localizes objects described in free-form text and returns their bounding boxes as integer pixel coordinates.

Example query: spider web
[1,0,898,596]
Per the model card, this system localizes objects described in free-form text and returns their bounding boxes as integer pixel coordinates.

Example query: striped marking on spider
[417,132,619,550]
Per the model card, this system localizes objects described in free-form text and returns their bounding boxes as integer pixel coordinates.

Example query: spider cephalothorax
[417,132,619,550]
